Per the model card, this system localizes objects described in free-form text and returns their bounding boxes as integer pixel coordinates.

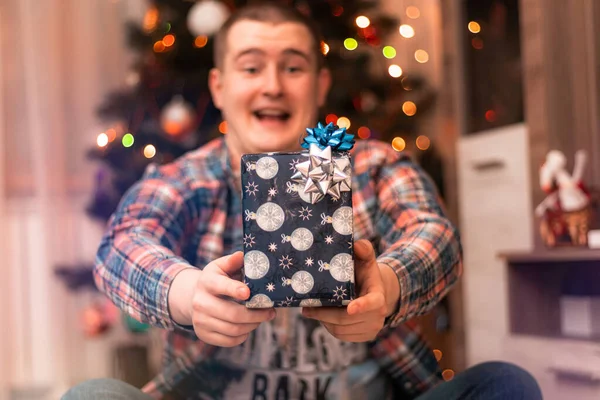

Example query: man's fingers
[347,292,386,316]
[302,307,365,325]
[199,315,261,337]
[193,293,275,324]
[353,239,376,263]
[202,272,249,301]
[197,330,250,347]
[206,251,245,278]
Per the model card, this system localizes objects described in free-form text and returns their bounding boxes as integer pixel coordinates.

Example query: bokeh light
[406,6,420,19]
[325,114,338,125]
[415,49,429,63]
[442,369,455,381]
[106,128,117,142]
[392,137,406,152]
[344,38,358,50]
[399,24,415,38]
[416,135,430,150]
[388,64,403,78]
[472,37,484,50]
[153,41,166,53]
[321,41,330,55]
[122,133,134,148]
[194,35,208,48]
[468,21,481,34]
[218,121,228,134]
[383,46,397,59]
[97,133,108,147]
[402,101,417,116]
[357,126,371,139]
[356,16,370,28]
[162,34,175,47]
[433,349,443,361]
[337,117,351,129]
[332,5,344,17]
[144,144,157,158]
[485,109,497,122]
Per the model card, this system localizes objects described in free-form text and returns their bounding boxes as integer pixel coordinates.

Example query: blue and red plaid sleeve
[93,163,199,331]
[355,141,463,327]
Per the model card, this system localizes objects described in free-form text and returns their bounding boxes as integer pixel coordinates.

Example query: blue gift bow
[302,122,356,151]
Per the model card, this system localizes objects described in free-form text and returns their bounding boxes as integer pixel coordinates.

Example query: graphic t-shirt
[194,309,390,400]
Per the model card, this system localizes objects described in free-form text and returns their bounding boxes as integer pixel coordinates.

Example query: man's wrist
[168,268,199,325]
[378,263,400,317]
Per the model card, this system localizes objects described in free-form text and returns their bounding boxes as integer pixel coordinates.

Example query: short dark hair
[213,2,325,69]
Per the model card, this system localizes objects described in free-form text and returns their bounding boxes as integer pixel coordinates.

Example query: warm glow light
[383,46,397,59]
[325,114,338,125]
[356,16,370,28]
[416,135,430,150]
[406,6,420,19]
[415,49,429,63]
[153,41,166,52]
[392,137,406,152]
[401,77,412,91]
[194,35,208,48]
[468,21,481,34]
[144,144,157,158]
[106,128,117,142]
[332,5,344,16]
[122,133,134,147]
[485,110,497,122]
[388,64,403,78]
[337,117,351,129]
[472,37,484,49]
[402,101,417,116]
[357,126,371,139]
[433,349,443,361]
[162,34,175,47]
[399,24,415,38]
[218,121,228,134]
[344,38,358,50]
[97,133,109,147]
[321,41,330,55]
[143,7,159,32]
[442,369,455,381]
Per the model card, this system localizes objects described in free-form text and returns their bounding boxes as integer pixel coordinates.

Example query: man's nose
[262,66,283,98]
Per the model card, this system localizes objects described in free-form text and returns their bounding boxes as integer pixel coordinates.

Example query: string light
[153,41,166,53]
[97,133,109,148]
[485,110,496,122]
[162,34,175,47]
[399,24,415,38]
[406,6,420,19]
[416,135,430,150]
[383,46,397,59]
[332,5,344,16]
[468,21,481,34]
[106,128,117,142]
[337,117,351,129]
[472,38,484,49]
[194,35,208,48]
[356,16,370,28]
[357,126,371,139]
[433,349,443,361]
[321,41,330,55]
[218,121,228,134]
[388,64,403,78]
[344,38,358,50]
[143,144,157,158]
[392,137,406,152]
[442,369,455,381]
[122,133,135,147]
[325,114,338,125]
[402,101,417,116]
[143,7,159,32]
[415,49,429,63]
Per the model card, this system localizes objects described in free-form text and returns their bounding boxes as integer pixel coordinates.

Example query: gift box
[241,123,356,308]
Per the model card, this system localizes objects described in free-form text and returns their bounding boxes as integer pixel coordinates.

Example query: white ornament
[329,253,354,282]
[291,271,314,294]
[256,202,285,232]
[290,227,314,251]
[299,298,322,307]
[244,250,270,279]
[332,206,353,235]
[247,294,274,309]
[255,157,279,180]
[160,96,195,136]
[187,0,230,37]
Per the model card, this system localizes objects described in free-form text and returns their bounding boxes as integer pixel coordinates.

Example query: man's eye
[286,66,303,73]
[243,67,259,74]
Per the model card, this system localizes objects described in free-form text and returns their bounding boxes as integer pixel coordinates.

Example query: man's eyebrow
[232,48,312,62]
[282,48,311,62]
[233,48,266,61]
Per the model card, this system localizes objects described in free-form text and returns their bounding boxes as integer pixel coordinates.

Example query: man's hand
[301,239,399,342]
[169,252,275,347]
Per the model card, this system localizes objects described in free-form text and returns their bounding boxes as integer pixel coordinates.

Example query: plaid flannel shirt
[94,137,463,399]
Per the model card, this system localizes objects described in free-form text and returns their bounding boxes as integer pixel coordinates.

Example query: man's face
[209,20,331,156]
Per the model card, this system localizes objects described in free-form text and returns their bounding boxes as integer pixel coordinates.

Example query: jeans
[61,361,542,400]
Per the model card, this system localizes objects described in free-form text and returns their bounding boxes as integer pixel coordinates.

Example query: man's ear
[208,68,223,109]
[317,67,332,108]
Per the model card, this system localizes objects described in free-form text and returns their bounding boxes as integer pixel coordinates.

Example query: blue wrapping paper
[241,150,356,308]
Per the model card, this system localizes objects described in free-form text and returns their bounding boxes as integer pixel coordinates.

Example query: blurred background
[1,0,600,399]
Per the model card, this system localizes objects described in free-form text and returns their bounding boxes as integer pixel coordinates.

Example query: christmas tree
[86,0,436,222]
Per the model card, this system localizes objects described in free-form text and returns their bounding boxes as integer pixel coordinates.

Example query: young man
[63,3,541,400]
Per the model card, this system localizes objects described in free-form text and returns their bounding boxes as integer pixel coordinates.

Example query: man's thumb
[206,251,245,277]
[354,239,376,264]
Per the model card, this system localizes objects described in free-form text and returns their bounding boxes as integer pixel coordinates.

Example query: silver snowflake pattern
[279,296,294,307]
[298,206,312,221]
[256,202,285,232]
[305,257,314,266]
[332,206,353,235]
[329,253,354,282]
[299,298,322,307]
[268,187,278,197]
[244,251,270,279]
[289,158,300,172]
[247,294,274,309]
[290,228,313,251]
[266,282,276,292]
[268,243,278,252]
[291,271,314,294]
[279,255,293,269]
[325,235,334,245]
[245,181,259,196]
[255,156,279,179]
[333,286,347,300]
[243,234,255,248]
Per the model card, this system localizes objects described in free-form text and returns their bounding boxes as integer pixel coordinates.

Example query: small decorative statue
[535,150,592,247]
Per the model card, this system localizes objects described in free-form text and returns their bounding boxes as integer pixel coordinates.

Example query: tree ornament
[160,95,196,137]
[187,0,230,37]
